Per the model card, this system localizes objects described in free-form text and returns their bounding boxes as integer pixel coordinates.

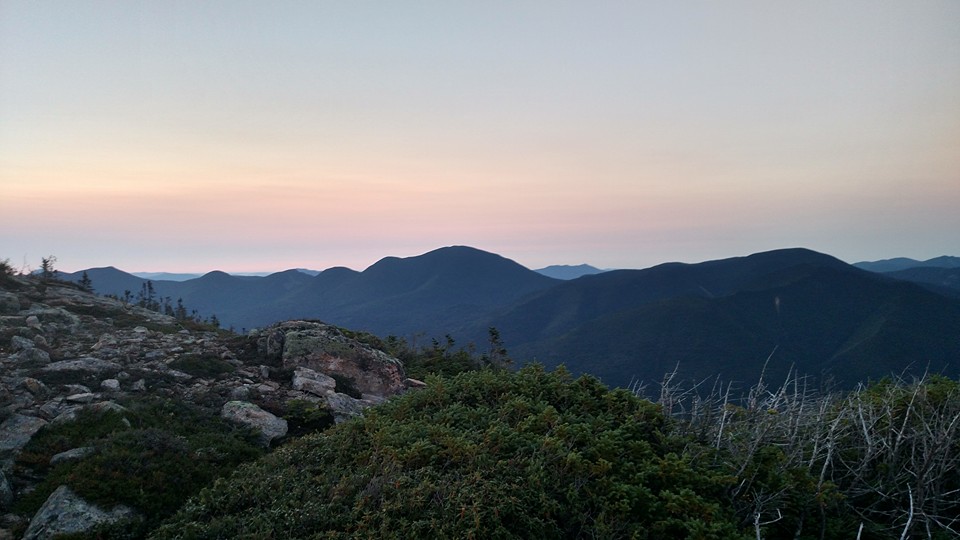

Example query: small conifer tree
[78,271,93,292]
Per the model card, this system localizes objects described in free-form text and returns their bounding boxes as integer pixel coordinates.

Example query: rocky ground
[0,274,420,539]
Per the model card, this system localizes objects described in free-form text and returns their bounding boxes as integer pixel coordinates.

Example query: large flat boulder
[22,485,136,540]
[221,401,287,446]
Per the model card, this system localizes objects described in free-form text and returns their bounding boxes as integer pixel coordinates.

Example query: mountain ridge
[58,246,960,389]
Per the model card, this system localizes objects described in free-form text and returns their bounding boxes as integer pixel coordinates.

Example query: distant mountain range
[533,264,607,280]
[853,256,960,273]
[130,269,322,281]
[61,247,960,389]
[853,256,960,298]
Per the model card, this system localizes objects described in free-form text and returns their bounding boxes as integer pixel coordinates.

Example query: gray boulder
[10,336,34,351]
[22,485,136,540]
[292,367,336,397]
[49,447,96,466]
[277,322,406,398]
[0,414,47,459]
[11,348,50,366]
[325,392,367,424]
[221,401,287,446]
[22,308,80,329]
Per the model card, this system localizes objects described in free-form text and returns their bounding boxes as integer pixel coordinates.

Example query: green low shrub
[168,353,235,378]
[14,397,264,536]
[153,366,745,539]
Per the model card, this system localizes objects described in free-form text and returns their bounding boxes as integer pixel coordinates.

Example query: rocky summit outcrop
[0,274,416,538]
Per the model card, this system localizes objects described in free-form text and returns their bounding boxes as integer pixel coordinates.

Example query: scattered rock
[228,386,250,401]
[11,348,50,366]
[23,308,79,329]
[19,378,48,397]
[21,485,136,540]
[100,379,120,391]
[64,393,97,404]
[11,336,34,351]
[41,358,121,375]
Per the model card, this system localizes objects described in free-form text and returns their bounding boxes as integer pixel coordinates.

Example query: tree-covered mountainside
[853,256,960,273]
[60,246,560,335]
[492,250,960,388]
[877,266,960,297]
[59,247,960,390]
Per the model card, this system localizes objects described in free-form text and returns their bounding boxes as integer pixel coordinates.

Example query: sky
[2,2,958,274]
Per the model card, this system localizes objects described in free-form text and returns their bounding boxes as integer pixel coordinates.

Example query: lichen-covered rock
[11,348,50,366]
[275,322,406,398]
[19,378,49,397]
[325,392,368,424]
[0,414,47,459]
[21,485,136,540]
[10,336,34,351]
[22,308,80,329]
[292,367,336,397]
[221,401,287,446]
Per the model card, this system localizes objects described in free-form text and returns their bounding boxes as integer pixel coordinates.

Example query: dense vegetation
[13,398,265,536]
[149,368,960,540]
[654,370,960,538]
[153,366,745,539]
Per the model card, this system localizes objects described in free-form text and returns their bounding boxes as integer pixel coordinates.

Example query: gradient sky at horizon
[2,2,958,273]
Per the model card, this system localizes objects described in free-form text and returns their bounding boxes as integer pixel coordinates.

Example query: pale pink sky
[2,2,958,273]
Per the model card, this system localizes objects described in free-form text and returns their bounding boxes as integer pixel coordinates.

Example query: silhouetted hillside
[881,266,960,297]
[65,266,154,297]
[854,255,960,272]
[534,264,606,280]
[62,247,960,390]
[300,246,560,336]
[63,246,559,335]
[489,249,960,388]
